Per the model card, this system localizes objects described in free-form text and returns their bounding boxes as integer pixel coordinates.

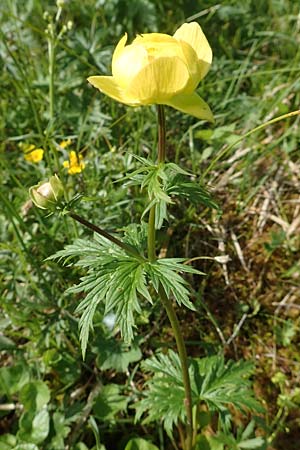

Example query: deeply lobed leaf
[135,350,263,435]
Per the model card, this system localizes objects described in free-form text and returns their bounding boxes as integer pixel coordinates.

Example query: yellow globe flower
[88,22,213,121]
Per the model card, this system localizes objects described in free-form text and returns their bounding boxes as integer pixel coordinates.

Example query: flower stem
[147,105,166,261]
[147,105,193,450]
[159,285,193,450]
[48,30,55,124]
[69,211,145,262]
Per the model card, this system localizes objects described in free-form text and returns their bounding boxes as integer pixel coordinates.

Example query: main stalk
[147,105,193,450]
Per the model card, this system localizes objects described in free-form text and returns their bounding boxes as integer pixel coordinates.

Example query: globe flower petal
[126,56,190,104]
[173,22,212,80]
[87,76,136,104]
[112,33,128,68]
[132,33,176,46]
[112,42,149,89]
[165,92,214,122]
[88,22,213,121]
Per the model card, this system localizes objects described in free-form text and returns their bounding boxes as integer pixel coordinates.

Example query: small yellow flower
[59,139,72,149]
[63,151,85,175]
[21,143,44,163]
[88,22,213,121]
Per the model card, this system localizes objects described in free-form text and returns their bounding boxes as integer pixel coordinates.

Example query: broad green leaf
[74,444,89,450]
[0,434,17,450]
[95,336,142,372]
[30,408,50,443]
[49,411,71,449]
[18,407,50,444]
[20,381,50,412]
[125,437,160,450]
[0,364,30,397]
[191,356,264,427]
[93,384,128,421]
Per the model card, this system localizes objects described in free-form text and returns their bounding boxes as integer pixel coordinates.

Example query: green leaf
[238,437,265,449]
[93,384,129,422]
[146,258,203,311]
[168,176,220,212]
[194,435,214,450]
[125,437,160,450]
[20,381,50,412]
[191,356,264,430]
[0,434,17,450]
[135,351,187,436]
[240,420,255,440]
[205,436,224,450]
[135,351,263,435]
[18,407,50,444]
[123,159,194,229]
[0,334,16,350]
[0,364,30,397]
[49,411,71,450]
[51,234,151,358]
[275,319,296,347]
[95,336,142,372]
[214,428,266,450]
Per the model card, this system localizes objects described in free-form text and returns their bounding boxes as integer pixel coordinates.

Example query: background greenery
[1,0,300,449]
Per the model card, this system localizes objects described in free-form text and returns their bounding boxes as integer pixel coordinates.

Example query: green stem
[48,31,55,124]
[147,105,193,450]
[159,286,193,450]
[69,212,145,262]
[147,105,166,261]
[47,31,62,176]
[147,207,156,262]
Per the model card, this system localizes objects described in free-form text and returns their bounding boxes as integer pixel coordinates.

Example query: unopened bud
[29,175,64,210]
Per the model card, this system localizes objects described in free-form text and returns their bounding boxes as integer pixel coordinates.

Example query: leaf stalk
[69,212,145,262]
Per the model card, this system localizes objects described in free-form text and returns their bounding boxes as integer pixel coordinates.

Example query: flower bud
[29,175,64,210]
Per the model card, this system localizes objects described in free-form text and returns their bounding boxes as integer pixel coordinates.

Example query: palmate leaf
[135,351,263,435]
[122,159,193,229]
[146,258,203,310]
[71,259,152,358]
[135,351,186,436]
[50,231,202,358]
[167,175,221,213]
[50,234,151,359]
[191,356,264,430]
